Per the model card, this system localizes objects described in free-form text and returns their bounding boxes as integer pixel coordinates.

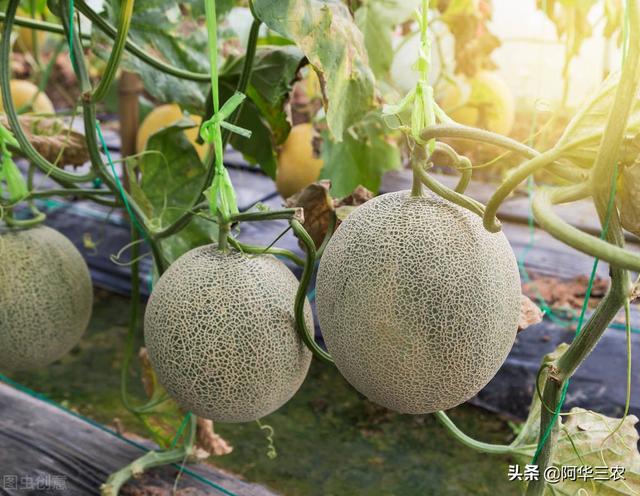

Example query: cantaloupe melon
[144,245,312,423]
[316,191,521,414]
[0,80,54,114]
[0,226,93,371]
[276,123,324,199]
[136,104,206,159]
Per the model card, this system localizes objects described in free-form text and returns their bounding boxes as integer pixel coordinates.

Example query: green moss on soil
[4,291,519,496]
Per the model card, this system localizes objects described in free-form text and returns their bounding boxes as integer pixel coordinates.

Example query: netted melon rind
[144,246,313,423]
[316,191,521,414]
[0,226,93,371]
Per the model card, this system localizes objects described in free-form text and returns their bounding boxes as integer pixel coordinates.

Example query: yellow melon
[440,72,515,136]
[276,123,324,199]
[0,79,54,114]
[136,104,206,159]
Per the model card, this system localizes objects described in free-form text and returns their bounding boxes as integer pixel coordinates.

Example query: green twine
[169,412,192,449]
[94,122,148,241]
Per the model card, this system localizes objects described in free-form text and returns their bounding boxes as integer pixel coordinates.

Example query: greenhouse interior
[1,0,640,495]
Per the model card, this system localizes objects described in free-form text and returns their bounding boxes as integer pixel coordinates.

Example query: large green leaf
[218,45,305,176]
[321,112,401,197]
[355,0,419,78]
[252,0,376,140]
[555,72,640,169]
[135,121,216,262]
[93,0,232,114]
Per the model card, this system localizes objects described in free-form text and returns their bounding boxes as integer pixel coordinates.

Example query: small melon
[0,226,93,371]
[0,80,54,114]
[440,72,515,136]
[144,246,312,423]
[276,123,324,199]
[316,191,521,414]
[136,104,206,159]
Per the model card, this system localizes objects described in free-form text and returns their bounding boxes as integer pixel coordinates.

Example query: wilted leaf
[321,112,401,197]
[285,181,334,248]
[196,418,233,457]
[286,181,374,248]
[253,0,376,140]
[512,344,640,495]
[437,0,499,76]
[536,0,599,58]
[1,114,89,166]
[518,295,543,333]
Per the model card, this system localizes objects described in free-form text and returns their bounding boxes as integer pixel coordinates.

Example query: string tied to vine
[201,0,252,224]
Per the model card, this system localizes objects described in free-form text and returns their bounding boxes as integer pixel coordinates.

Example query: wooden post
[118,71,142,162]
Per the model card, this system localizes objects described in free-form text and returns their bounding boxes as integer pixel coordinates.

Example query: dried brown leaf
[1,114,89,166]
[518,294,543,333]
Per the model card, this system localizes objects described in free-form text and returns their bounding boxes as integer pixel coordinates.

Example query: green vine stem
[411,145,487,220]
[482,148,563,232]
[100,414,197,496]
[91,0,135,102]
[3,208,46,228]
[428,141,473,193]
[526,1,640,493]
[419,124,586,184]
[0,0,96,185]
[74,0,211,82]
[290,219,334,363]
[28,187,115,198]
[227,237,305,266]
[231,207,303,224]
[532,187,640,272]
[433,411,513,455]
[0,12,90,37]
[58,0,166,274]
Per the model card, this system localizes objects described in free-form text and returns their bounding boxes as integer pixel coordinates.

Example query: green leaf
[220,45,304,147]
[136,121,215,262]
[555,72,640,169]
[221,45,304,104]
[253,0,376,140]
[321,112,401,197]
[355,0,419,78]
[93,0,211,113]
[218,80,278,179]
